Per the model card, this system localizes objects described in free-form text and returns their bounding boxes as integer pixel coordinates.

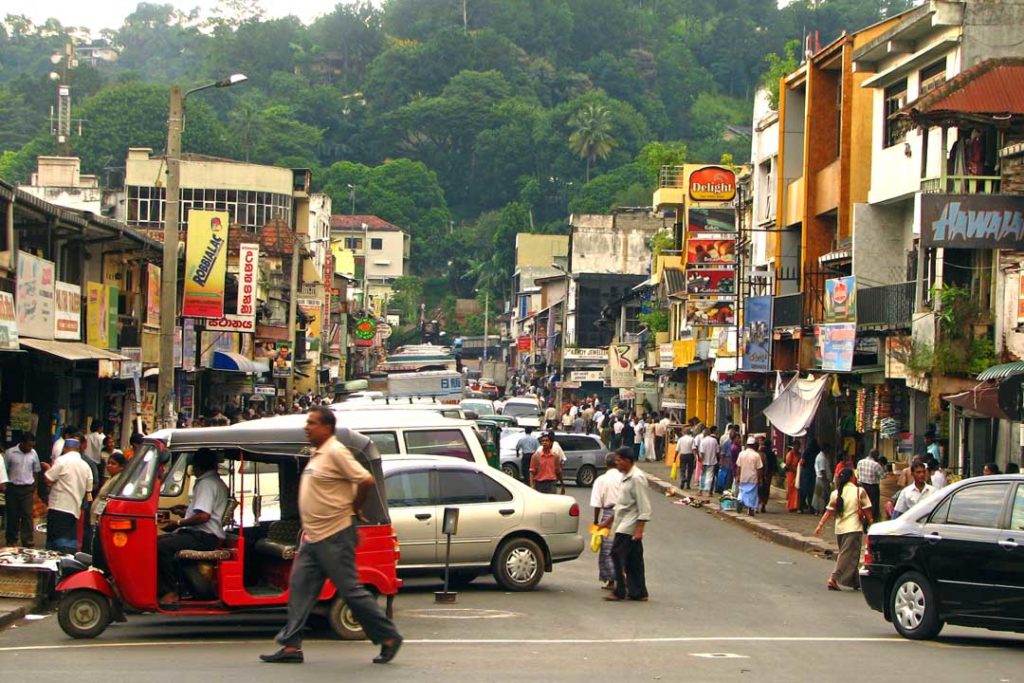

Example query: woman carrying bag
[814,467,873,591]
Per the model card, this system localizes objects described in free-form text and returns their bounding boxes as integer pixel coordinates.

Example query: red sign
[237,243,258,323]
[517,336,532,352]
[689,166,736,203]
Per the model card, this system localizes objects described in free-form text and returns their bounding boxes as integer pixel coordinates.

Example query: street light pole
[157,75,246,430]
[553,263,570,410]
[483,289,489,362]
[285,235,302,401]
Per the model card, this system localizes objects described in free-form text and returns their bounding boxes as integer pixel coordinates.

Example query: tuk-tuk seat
[254,519,301,560]
[175,548,233,561]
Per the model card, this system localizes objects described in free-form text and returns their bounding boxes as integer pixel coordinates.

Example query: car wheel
[576,465,597,487]
[327,596,367,640]
[501,463,520,480]
[889,571,944,640]
[58,590,112,639]
[493,537,545,591]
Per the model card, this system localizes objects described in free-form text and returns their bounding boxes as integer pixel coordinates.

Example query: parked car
[460,398,500,417]
[383,456,584,590]
[499,431,608,487]
[860,474,1024,640]
[502,397,542,428]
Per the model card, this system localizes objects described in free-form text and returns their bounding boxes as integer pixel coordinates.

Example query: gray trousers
[275,524,400,648]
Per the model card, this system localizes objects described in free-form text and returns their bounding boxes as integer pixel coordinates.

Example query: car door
[437,468,520,564]
[555,436,582,481]
[922,482,1011,619]
[385,468,438,567]
[991,483,1024,623]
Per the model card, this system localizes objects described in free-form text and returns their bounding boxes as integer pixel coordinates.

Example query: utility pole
[553,263,570,409]
[483,289,490,362]
[285,233,301,400]
[157,85,183,430]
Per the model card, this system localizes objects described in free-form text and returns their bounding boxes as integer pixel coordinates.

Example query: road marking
[402,608,523,619]
[690,653,749,659]
[0,636,910,653]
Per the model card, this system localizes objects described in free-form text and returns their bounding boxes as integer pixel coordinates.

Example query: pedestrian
[856,449,884,521]
[44,437,93,554]
[544,402,558,429]
[925,458,947,489]
[529,432,565,494]
[892,461,935,518]
[924,433,942,464]
[261,407,402,664]
[598,447,651,602]
[815,467,872,591]
[643,416,656,463]
[757,438,777,514]
[573,413,586,434]
[610,418,624,449]
[983,462,1001,476]
[84,419,106,467]
[812,443,832,513]
[590,452,622,591]
[124,432,145,459]
[4,432,42,547]
[561,409,573,431]
[699,426,719,496]
[677,428,695,489]
[798,438,819,514]
[736,438,763,516]
[784,438,801,512]
[91,452,127,526]
[654,414,668,461]
[620,418,635,457]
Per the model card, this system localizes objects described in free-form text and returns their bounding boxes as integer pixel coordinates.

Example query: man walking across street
[677,428,695,489]
[262,407,402,664]
[599,447,651,602]
[892,461,935,519]
[529,432,565,494]
[699,426,719,496]
[590,452,622,590]
[4,432,42,547]
[856,449,884,522]
[44,437,93,554]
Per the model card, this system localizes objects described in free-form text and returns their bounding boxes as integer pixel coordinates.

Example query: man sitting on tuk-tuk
[156,448,229,606]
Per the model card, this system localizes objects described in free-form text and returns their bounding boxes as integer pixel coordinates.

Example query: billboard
[54,281,82,341]
[742,295,772,372]
[86,282,108,348]
[237,243,259,325]
[819,323,856,372]
[608,343,638,388]
[920,194,1024,249]
[824,276,856,323]
[685,298,735,326]
[685,237,736,266]
[182,209,229,318]
[686,268,735,295]
[146,263,161,327]
[687,165,737,205]
[0,292,18,351]
[687,207,736,232]
[16,251,55,340]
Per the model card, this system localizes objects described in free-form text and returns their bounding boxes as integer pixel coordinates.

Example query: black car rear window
[941,483,1009,528]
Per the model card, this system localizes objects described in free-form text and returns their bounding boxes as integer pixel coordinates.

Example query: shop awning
[977,361,1024,382]
[762,373,830,437]
[211,351,268,373]
[20,338,130,362]
[944,382,1013,420]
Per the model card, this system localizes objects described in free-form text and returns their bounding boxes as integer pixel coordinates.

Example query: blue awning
[212,351,267,374]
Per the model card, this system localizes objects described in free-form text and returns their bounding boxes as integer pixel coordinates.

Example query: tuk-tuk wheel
[58,589,112,639]
[327,597,367,640]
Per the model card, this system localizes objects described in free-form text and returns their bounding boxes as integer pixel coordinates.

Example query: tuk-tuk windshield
[114,443,162,500]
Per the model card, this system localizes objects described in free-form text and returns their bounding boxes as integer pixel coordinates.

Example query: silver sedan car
[382,456,584,591]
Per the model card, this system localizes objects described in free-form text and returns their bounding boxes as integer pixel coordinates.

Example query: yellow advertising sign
[182,210,229,318]
[86,281,109,349]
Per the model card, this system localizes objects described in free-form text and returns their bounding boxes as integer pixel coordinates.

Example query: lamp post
[552,263,570,410]
[157,74,247,430]
[475,288,490,363]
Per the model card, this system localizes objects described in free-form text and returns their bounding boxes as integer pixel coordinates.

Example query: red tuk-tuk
[54,416,401,639]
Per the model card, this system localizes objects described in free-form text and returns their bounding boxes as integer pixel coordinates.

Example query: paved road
[2,485,1023,682]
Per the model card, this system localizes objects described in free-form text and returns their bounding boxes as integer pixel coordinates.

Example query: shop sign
[570,370,606,382]
[659,343,673,370]
[685,237,736,266]
[686,268,735,295]
[920,194,1024,249]
[298,298,322,341]
[818,323,856,372]
[182,209,229,318]
[271,341,292,377]
[254,385,277,396]
[685,298,735,326]
[608,343,637,388]
[0,292,18,351]
[558,381,581,389]
[107,285,119,349]
[203,314,256,333]
[16,251,55,340]
[517,335,532,353]
[236,243,259,325]
[54,281,82,341]
[9,403,33,431]
[885,336,912,380]
[672,339,696,368]
[824,276,856,323]
[741,295,772,372]
[687,165,736,204]
[688,207,736,232]
[564,347,606,362]
[353,317,377,347]
[636,381,657,391]
[146,263,161,327]
[618,389,637,401]
[378,322,393,339]
[86,281,108,349]
[662,380,685,409]
[119,347,143,380]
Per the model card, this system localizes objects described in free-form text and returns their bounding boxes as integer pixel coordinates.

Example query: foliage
[389,275,424,323]
[568,102,617,183]
[907,285,995,378]
[639,311,668,334]
[650,229,676,259]
[760,40,800,110]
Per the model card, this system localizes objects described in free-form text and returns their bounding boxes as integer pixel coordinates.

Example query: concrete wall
[996,254,1024,360]
[366,229,407,279]
[750,88,778,269]
[569,210,666,275]
[515,233,569,268]
[963,0,1024,66]
[125,147,294,193]
[851,201,915,288]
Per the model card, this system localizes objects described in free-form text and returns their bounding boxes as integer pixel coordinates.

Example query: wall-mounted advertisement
[0,292,19,351]
[16,251,55,340]
[236,243,259,325]
[742,295,773,372]
[146,263,161,327]
[182,209,229,318]
[686,268,735,295]
[818,323,856,372]
[86,281,108,349]
[54,281,82,341]
[686,164,737,206]
[608,343,637,388]
[687,207,736,232]
[272,341,292,378]
[685,298,736,326]
[824,276,856,323]
[920,194,1024,249]
[685,237,736,266]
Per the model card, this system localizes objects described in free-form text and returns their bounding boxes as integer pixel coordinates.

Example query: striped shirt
[856,457,884,485]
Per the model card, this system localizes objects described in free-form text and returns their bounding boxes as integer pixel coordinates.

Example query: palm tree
[568,103,617,183]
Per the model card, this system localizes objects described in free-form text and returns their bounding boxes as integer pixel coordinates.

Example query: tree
[568,102,616,182]
[389,275,424,323]
[760,40,800,110]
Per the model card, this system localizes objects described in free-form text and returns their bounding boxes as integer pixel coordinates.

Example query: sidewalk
[0,597,42,630]
[636,460,836,558]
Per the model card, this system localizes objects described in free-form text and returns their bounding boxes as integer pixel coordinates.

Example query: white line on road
[0,635,910,653]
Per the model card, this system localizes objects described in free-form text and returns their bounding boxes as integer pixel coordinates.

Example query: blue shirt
[3,445,40,486]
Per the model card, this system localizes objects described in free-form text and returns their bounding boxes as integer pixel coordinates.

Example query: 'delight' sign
[688,165,736,204]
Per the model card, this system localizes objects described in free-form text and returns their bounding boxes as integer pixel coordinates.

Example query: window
[345,237,363,250]
[883,79,908,148]
[557,436,595,451]
[438,471,512,504]
[125,185,292,231]
[405,429,473,461]
[365,431,400,455]
[943,484,1009,528]
[482,475,513,503]
[919,60,946,95]
[160,451,191,497]
[386,471,432,507]
[370,238,383,250]
[1010,485,1024,531]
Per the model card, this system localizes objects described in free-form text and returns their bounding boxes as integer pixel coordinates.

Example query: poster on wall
[54,281,82,341]
[182,209,229,318]
[86,282,109,349]
[146,263,161,327]
[119,347,143,380]
[685,237,736,266]
[687,207,736,232]
[818,323,856,372]
[107,285,119,350]
[685,298,736,326]
[686,268,735,295]
[742,295,773,372]
[272,341,292,378]
[824,276,857,323]
[608,343,637,388]
[0,292,19,351]
[16,251,55,340]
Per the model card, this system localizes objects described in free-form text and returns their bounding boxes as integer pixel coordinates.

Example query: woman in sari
[798,438,819,514]
[785,438,801,512]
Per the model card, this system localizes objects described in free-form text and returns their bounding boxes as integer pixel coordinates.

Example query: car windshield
[503,402,540,418]
[462,401,495,415]
[114,443,161,501]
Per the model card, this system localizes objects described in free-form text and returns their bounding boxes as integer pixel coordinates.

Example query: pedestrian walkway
[636,460,836,556]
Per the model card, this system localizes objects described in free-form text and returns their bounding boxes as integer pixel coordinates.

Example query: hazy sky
[6,1,353,33]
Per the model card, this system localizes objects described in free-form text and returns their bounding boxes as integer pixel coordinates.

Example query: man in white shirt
[44,437,93,553]
[4,432,42,547]
[735,438,764,516]
[653,415,668,461]
[893,461,936,518]
[84,419,106,467]
[590,453,623,590]
[677,429,696,489]
[699,426,720,495]
[927,458,948,490]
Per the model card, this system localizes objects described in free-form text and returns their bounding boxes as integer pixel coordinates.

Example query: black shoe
[260,647,304,663]
[373,636,403,664]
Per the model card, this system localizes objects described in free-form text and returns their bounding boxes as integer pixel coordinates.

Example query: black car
[860,474,1024,640]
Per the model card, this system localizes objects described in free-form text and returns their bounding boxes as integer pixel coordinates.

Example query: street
[2,485,1023,682]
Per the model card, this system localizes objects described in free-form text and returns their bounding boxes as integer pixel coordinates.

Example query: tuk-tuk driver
[157,448,229,605]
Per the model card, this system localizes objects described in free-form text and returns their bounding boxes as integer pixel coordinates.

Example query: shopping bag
[670,462,679,480]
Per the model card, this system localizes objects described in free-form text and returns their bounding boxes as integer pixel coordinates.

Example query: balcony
[783,176,804,227]
[857,282,915,329]
[921,175,1002,194]
[773,293,802,328]
[653,166,686,209]
[813,159,840,216]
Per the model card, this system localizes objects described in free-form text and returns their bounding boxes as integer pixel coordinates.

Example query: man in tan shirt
[262,407,402,665]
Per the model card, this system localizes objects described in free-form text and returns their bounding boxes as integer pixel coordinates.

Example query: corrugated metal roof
[977,361,1024,381]
[902,58,1024,118]
[663,268,685,297]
